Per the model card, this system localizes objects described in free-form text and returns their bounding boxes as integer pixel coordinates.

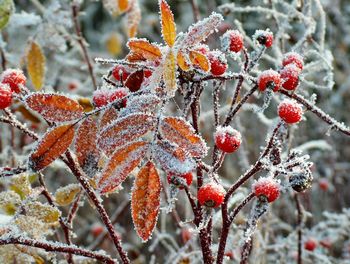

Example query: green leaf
[0,0,14,31]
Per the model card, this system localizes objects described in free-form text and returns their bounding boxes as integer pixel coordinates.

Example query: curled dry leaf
[163,50,177,97]
[181,13,223,48]
[189,50,210,72]
[160,116,208,158]
[98,141,149,194]
[127,39,162,61]
[126,0,141,38]
[75,117,100,177]
[159,0,176,47]
[27,41,46,91]
[98,113,157,156]
[26,93,84,122]
[29,124,75,171]
[153,140,195,174]
[132,161,161,241]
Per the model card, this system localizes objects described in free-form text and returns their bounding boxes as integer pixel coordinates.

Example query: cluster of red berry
[0,69,26,109]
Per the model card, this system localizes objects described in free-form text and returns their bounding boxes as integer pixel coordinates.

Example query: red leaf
[124,70,144,92]
[160,117,208,158]
[98,113,157,156]
[26,93,84,122]
[29,124,75,171]
[98,141,148,194]
[132,161,161,241]
[75,117,100,177]
[99,108,119,131]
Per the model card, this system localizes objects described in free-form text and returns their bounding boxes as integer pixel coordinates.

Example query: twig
[294,195,303,264]
[189,0,200,22]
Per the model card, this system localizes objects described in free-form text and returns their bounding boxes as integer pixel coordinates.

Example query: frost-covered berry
[112,65,130,82]
[208,51,227,76]
[167,172,193,189]
[110,87,128,107]
[282,52,304,70]
[214,126,242,153]
[258,70,281,92]
[254,30,274,48]
[280,64,300,91]
[278,99,303,124]
[253,177,280,203]
[1,69,26,93]
[92,89,110,107]
[222,30,244,53]
[0,84,13,109]
[304,238,317,251]
[197,182,226,208]
[289,172,313,192]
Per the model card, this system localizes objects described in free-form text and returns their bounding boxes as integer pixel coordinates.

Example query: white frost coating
[179,12,224,48]
[214,125,242,145]
[8,12,41,28]
[119,94,161,118]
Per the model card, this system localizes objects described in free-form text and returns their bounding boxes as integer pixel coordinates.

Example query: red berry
[195,44,210,55]
[222,30,244,53]
[208,51,227,76]
[258,70,281,92]
[92,89,110,107]
[224,251,234,260]
[68,81,79,91]
[253,177,280,203]
[318,179,329,191]
[0,84,13,109]
[1,69,26,93]
[278,99,303,124]
[304,238,317,251]
[282,52,304,70]
[109,87,128,107]
[167,172,193,189]
[91,224,104,237]
[214,126,242,153]
[254,30,274,48]
[280,64,300,91]
[144,69,153,78]
[197,182,226,208]
[112,65,130,82]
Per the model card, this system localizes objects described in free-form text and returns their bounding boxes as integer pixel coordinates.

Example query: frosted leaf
[153,140,195,174]
[180,12,224,48]
[119,94,161,118]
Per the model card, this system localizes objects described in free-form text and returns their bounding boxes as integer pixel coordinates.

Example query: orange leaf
[99,108,118,131]
[126,0,141,38]
[177,51,190,71]
[160,0,176,47]
[127,39,161,61]
[189,50,210,72]
[29,124,75,171]
[153,140,195,174]
[160,117,208,158]
[98,113,157,156]
[182,13,223,47]
[132,161,161,241]
[125,52,146,62]
[26,94,84,122]
[98,141,148,194]
[163,50,177,96]
[118,0,129,12]
[75,117,100,177]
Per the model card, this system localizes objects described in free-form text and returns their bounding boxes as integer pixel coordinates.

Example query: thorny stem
[64,151,130,264]
[280,90,350,136]
[71,2,97,90]
[0,236,116,264]
[294,195,303,264]
[216,122,283,264]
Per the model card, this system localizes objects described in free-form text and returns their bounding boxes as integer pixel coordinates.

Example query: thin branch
[0,236,116,264]
[294,195,303,264]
